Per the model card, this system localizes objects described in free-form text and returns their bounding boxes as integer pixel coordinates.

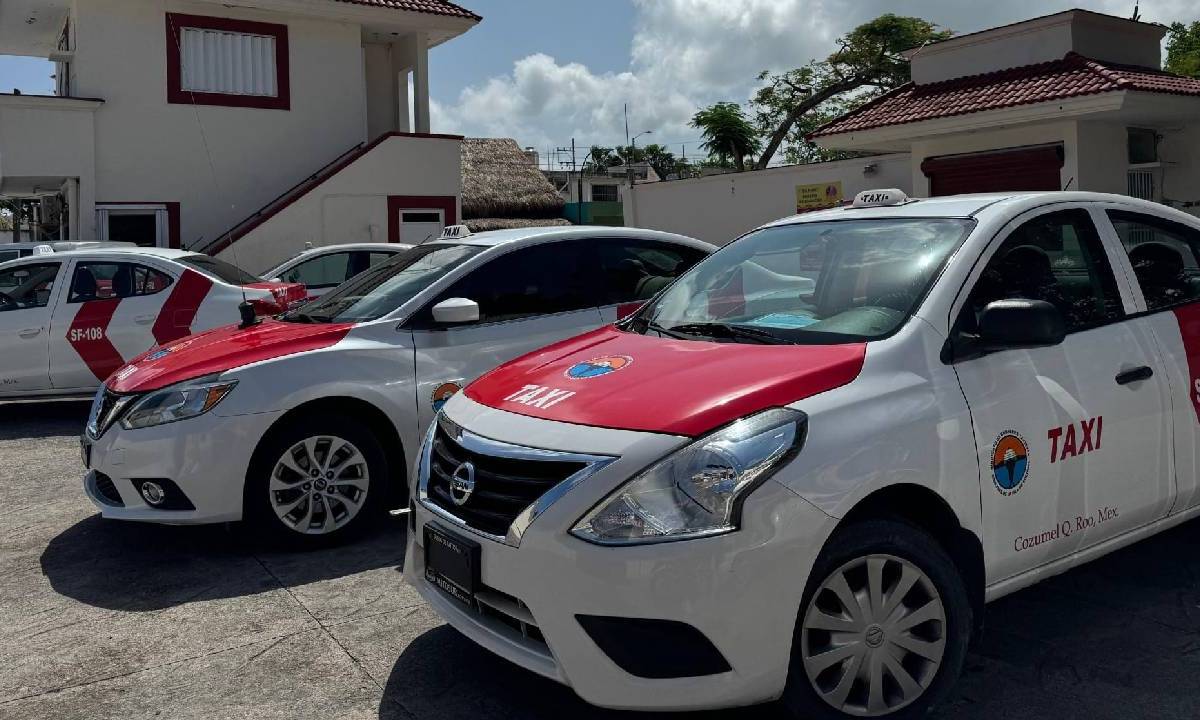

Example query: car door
[47,260,176,389]
[592,238,710,322]
[1102,208,1200,513]
[951,206,1172,584]
[0,260,64,394]
[409,240,603,433]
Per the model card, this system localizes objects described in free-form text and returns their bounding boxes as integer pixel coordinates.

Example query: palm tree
[691,102,762,172]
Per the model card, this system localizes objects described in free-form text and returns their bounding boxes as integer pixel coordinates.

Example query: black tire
[245,413,389,548]
[781,519,972,720]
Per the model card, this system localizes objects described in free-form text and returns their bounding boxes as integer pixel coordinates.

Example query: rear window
[178,254,260,285]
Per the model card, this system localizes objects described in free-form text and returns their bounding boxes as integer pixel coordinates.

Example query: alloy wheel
[269,435,370,535]
[800,553,947,717]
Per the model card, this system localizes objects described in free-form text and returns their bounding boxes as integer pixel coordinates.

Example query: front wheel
[782,520,972,719]
[246,415,387,547]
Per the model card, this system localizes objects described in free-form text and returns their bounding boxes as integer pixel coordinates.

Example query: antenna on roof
[1131,2,1141,21]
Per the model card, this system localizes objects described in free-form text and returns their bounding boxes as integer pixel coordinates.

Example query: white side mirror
[432,297,480,324]
[269,277,282,284]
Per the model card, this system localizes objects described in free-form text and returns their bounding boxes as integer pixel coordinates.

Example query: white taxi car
[81,227,710,545]
[408,190,1200,718]
[260,242,412,300]
[0,247,304,398]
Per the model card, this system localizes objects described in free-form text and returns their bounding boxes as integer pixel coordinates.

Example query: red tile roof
[810,53,1200,138]
[331,0,479,20]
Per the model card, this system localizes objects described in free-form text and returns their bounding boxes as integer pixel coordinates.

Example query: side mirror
[979,299,1065,350]
[431,297,480,324]
[269,277,282,284]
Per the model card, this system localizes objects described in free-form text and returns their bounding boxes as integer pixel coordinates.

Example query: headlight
[571,407,806,545]
[120,375,238,430]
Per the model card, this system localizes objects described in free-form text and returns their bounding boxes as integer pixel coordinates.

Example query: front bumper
[404,396,836,711]
[81,407,285,524]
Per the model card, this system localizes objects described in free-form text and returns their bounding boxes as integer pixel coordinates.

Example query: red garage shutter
[921,145,1064,197]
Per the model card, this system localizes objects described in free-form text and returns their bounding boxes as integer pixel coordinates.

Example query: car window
[431,241,595,324]
[368,251,397,266]
[68,262,173,303]
[594,239,708,305]
[1107,210,1200,312]
[283,252,352,289]
[0,250,18,264]
[286,243,485,323]
[964,209,1124,334]
[0,262,59,311]
[178,254,260,285]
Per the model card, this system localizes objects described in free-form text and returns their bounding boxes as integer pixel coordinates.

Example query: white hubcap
[269,435,369,535]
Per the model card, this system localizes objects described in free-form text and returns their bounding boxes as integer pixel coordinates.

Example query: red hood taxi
[465,325,866,436]
[109,318,353,393]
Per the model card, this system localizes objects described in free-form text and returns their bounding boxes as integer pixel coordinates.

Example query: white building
[0,0,478,269]
[628,9,1200,245]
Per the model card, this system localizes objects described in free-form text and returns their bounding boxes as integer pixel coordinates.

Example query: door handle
[134,314,155,325]
[1115,366,1154,385]
[18,327,42,339]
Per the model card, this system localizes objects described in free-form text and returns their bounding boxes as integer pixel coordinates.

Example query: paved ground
[2,401,1200,719]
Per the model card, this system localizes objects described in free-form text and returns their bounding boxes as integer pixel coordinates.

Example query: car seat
[1129,242,1188,309]
[71,268,99,302]
[112,265,135,298]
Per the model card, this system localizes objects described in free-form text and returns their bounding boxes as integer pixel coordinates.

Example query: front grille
[92,472,124,506]
[425,423,587,538]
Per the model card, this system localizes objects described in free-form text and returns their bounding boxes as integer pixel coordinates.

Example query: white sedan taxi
[0,247,304,398]
[408,190,1200,718]
[81,226,710,545]
[260,242,412,300]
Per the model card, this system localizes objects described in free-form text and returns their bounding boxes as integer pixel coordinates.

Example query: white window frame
[96,204,169,248]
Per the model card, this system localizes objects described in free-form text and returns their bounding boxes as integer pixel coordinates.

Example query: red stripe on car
[67,298,126,382]
[1174,304,1200,423]
[152,270,213,344]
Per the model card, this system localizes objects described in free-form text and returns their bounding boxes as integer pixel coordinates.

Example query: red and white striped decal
[67,298,126,382]
[152,269,213,345]
[1174,304,1200,423]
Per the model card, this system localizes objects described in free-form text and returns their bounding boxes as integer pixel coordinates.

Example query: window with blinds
[166,13,289,110]
[180,27,278,97]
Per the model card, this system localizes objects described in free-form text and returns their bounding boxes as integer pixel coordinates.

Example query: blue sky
[3,0,1198,159]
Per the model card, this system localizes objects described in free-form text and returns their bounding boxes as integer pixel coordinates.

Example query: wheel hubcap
[268,435,369,535]
[800,554,947,717]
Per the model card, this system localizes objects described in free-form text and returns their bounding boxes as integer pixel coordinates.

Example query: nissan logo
[449,461,475,506]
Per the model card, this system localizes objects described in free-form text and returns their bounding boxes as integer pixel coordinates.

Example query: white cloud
[433,0,1200,156]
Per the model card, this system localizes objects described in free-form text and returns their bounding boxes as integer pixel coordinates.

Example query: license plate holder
[424,524,480,606]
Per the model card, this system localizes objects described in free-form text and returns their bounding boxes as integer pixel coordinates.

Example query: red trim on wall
[165,13,290,111]
[387,196,458,244]
[97,202,181,249]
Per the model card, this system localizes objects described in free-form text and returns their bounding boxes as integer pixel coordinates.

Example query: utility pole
[556,139,584,224]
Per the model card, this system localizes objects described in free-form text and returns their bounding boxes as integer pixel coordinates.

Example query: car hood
[108,319,354,394]
[464,325,866,436]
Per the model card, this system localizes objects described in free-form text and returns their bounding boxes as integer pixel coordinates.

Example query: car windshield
[179,254,261,285]
[281,243,485,323]
[627,218,974,344]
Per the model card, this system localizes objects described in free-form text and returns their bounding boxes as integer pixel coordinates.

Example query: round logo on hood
[565,355,633,380]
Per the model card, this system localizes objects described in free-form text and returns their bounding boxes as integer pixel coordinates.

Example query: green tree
[1166,21,1200,78]
[691,102,762,172]
[618,143,678,179]
[583,146,619,173]
[752,14,950,169]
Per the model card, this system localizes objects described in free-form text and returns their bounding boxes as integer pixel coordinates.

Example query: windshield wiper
[665,322,792,345]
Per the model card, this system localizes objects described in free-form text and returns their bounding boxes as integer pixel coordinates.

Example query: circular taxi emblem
[431,382,462,412]
[991,430,1030,496]
[565,355,633,380]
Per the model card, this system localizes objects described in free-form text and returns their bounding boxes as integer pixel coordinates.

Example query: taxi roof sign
[438,224,472,241]
[31,244,54,256]
[851,189,910,208]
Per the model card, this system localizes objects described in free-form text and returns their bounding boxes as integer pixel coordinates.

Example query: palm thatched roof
[461,138,565,220]
[464,217,571,232]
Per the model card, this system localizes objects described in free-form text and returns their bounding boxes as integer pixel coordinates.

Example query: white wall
[216,134,461,271]
[625,154,911,245]
[73,0,369,248]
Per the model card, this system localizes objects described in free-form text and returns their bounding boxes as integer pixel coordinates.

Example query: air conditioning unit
[1127,167,1157,201]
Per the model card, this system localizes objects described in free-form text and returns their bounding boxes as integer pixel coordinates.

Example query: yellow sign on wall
[796,181,844,212]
